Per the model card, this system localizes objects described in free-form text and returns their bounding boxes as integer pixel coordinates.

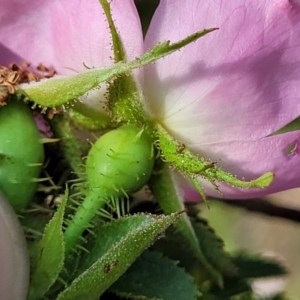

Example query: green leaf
[56,212,182,300]
[149,163,234,286]
[207,279,251,298]
[27,190,67,300]
[207,252,287,298]
[110,250,199,300]
[270,116,300,136]
[193,221,252,299]
[192,218,236,278]
[232,252,288,279]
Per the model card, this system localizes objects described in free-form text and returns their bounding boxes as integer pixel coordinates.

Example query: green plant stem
[64,190,106,254]
[51,115,87,178]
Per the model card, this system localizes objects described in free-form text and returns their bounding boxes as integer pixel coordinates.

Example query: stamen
[0,61,56,104]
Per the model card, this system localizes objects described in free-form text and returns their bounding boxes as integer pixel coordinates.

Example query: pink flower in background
[1,0,300,199]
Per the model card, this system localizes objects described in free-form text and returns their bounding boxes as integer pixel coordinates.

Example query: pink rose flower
[1,0,300,199]
[144,0,300,200]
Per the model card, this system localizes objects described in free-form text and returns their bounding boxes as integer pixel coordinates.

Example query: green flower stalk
[63,124,155,253]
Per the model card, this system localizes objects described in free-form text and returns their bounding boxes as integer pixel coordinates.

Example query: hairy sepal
[16,28,216,112]
[156,125,274,203]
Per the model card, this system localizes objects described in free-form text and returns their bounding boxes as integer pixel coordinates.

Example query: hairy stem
[64,190,107,254]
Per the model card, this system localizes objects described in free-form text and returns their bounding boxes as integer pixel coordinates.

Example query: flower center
[0,62,56,105]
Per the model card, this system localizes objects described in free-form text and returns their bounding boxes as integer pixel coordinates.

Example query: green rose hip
[0,100,44,212]
[86,124,155,198]
[64,124,155,252]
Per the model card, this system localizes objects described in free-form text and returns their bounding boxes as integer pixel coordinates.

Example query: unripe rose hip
[64,124,155,252]
[0,100,44,212]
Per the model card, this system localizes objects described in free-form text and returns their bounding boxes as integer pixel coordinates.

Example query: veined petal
[181,130,300,200]
[0,0,143,74]
[144,0,300,144]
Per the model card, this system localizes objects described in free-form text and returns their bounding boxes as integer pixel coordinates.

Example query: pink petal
[144,0,300,144]
[0,0,143,74]
[181,130,300,200]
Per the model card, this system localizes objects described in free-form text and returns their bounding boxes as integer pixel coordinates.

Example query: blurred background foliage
[201,191,300,299]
